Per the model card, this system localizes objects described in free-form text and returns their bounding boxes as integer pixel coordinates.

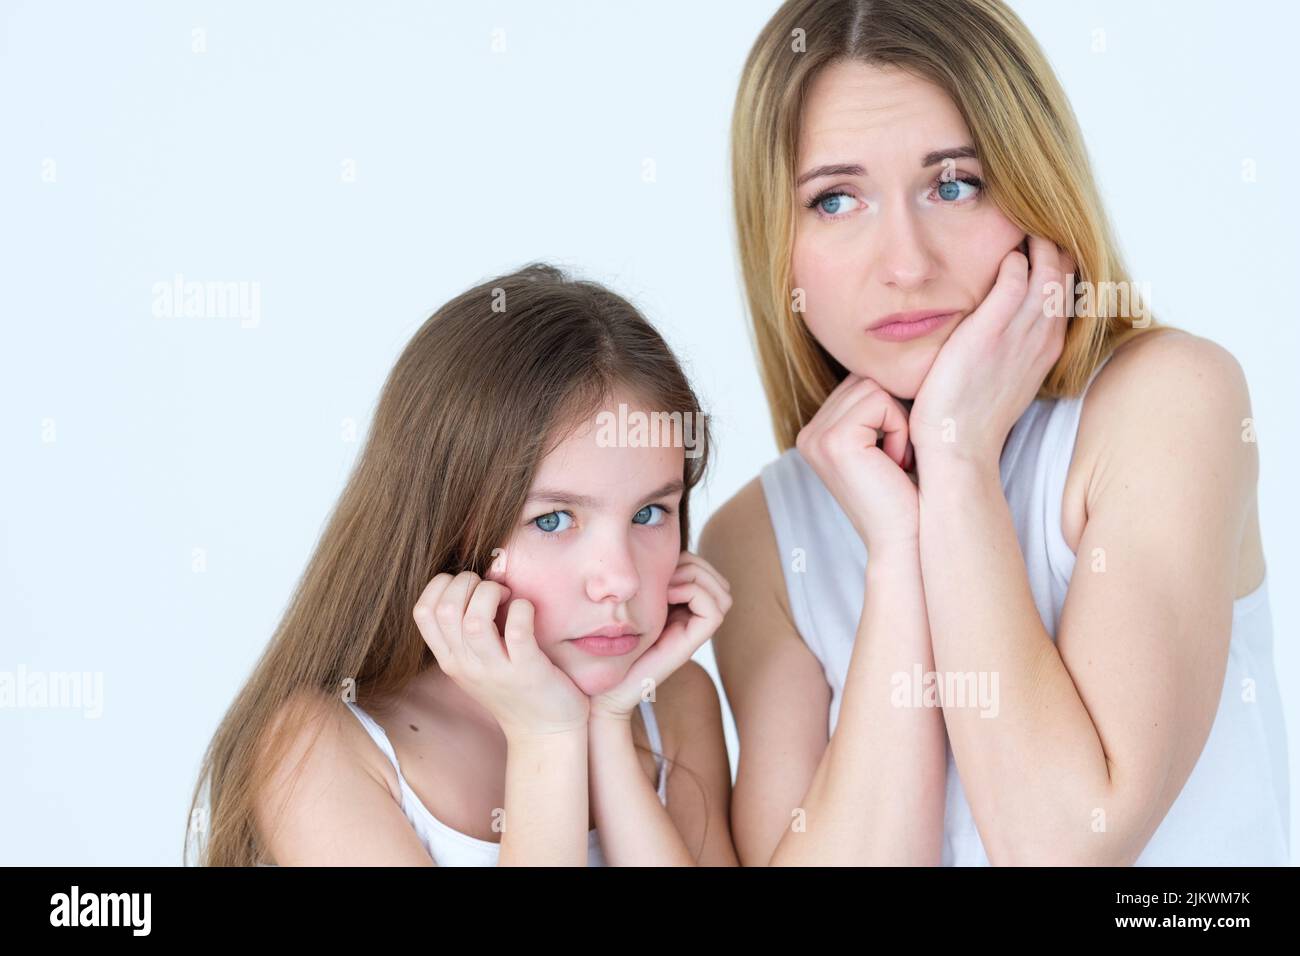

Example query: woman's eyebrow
[921,144,978,167]
[796,162,865,187]
[796,145,978,187]
[524,479,684,508]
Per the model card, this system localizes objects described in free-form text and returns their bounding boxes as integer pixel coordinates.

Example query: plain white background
[2,0,1296,865]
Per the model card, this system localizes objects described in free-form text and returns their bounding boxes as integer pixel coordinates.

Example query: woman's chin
[856,350,939,401]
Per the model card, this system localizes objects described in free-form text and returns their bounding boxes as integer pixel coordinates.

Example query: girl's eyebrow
[795,145,978,187]
[525,479,685,508]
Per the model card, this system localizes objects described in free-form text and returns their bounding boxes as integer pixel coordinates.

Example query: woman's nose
[874,205,936,290]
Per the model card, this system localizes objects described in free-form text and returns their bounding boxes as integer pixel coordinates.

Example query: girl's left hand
[909,234,1074,473]
[590,552,732,721]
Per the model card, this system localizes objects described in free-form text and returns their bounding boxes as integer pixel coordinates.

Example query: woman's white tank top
[343,697,669,866]
[759,357,1289,865]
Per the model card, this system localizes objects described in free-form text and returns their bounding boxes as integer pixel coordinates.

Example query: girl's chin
[564,660,637,698]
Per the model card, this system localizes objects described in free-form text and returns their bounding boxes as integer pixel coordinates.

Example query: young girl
[185,263,738,866]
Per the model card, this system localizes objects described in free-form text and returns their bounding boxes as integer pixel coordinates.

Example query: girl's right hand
[795,374,919,555]
[413,571,591,740]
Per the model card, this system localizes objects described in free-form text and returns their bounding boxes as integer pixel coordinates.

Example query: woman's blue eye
[533,510,573,534]
[933,175,983,202]
[634,504,667,526]
[810,191,862,217]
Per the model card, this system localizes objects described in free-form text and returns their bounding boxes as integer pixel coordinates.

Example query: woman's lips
[867,311,957,342]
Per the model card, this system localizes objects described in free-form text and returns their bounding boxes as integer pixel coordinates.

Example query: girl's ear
[485,547,509,583]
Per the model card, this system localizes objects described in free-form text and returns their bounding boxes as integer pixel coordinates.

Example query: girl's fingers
[462,579,511,664]
[432,571,479,657]
[500,598,537,664]
[667,579,725,643]
[668,565,732,619]
[674,552,731,592]
[413,572,457,660]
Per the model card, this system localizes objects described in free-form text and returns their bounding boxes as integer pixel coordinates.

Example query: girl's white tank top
[759,356,1289,865]
[343,697,669,866]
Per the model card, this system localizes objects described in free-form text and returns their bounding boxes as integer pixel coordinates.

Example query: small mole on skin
[409,724,419,732]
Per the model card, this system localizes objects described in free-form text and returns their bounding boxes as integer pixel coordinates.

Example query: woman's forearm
[917,460,1116,864]
[770,543,947,865]
[497,728,590,866]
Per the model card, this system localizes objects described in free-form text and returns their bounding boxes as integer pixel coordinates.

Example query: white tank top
[759,357,1289,865]
[343,697,669,866]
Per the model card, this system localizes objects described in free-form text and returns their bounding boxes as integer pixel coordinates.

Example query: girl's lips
[867,311,957,342]
[569,634,640,656]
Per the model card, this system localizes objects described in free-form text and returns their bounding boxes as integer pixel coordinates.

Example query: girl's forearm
[770,544,947,865]
[587,713,696,865]
[497,727,590,866]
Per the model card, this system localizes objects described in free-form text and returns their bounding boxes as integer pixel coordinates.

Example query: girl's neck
[413,664,504,738]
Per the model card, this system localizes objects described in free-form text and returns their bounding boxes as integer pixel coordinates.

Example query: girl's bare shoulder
[259,689,404,807]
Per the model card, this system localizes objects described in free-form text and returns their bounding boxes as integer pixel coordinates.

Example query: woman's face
[792,60,1026,399]
[486,388,685,697]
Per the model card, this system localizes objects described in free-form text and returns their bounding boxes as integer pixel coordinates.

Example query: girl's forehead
[529,432,685,509]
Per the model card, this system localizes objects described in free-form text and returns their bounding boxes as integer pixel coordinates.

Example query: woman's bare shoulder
[699,476,786,606]
[1069,327,1261,588]
[1087,328,1250,420]
[653,659,723,759]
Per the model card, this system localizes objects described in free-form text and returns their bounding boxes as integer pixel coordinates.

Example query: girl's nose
[585,542,640,604]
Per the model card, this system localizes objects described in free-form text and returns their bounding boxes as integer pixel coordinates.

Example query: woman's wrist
[916,453,1002,505]
[862,534,921,566]
[913,439,1001,483]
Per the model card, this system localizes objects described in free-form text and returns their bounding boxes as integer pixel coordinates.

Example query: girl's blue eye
[634,504,668,526]
[533,510,573,534]
[932,174,983,203]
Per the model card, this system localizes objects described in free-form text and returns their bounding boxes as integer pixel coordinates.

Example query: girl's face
[486,389,685,696]
[792,60,1026,399]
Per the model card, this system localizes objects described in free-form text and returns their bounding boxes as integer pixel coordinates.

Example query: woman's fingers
[820,379,911,470]
[800,372,865,445]
[1020,234,1069,329]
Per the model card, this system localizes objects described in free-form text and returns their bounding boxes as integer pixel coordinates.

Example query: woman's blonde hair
[732,0,1166,449]
[185,263,713,865]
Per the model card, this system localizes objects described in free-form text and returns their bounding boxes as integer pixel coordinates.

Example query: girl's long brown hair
[185,262,713,865]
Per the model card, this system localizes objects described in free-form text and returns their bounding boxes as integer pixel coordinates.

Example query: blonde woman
[704,0,1287,865]
[186,264,737,866]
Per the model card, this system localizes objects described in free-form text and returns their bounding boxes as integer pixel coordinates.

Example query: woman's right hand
[413,571,591,740]
[795,374,919,555]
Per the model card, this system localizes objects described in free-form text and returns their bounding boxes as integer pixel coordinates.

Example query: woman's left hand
[590,552,732,721]
[909,234,1074,474]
